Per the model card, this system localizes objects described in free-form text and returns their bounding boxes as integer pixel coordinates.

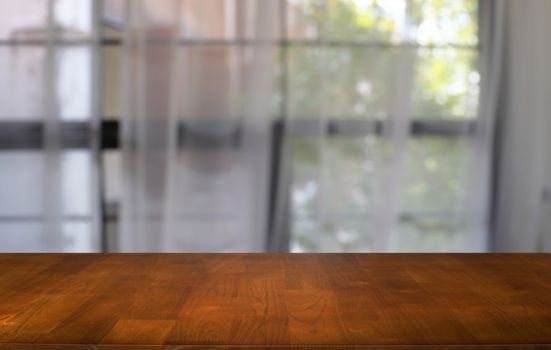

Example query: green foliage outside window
[285,0,479,252]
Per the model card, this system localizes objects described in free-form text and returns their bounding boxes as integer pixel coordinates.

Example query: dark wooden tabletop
[0,253,551,349]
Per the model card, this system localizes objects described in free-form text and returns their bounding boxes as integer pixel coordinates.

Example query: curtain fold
[460,0,506,252]
[119,0,278,251]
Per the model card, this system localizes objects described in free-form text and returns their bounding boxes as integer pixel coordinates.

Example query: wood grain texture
[0,253,551,349]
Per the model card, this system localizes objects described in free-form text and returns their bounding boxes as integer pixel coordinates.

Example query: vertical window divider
[268,0,291,252]
[92,0,107,252]
[42,0,64,250]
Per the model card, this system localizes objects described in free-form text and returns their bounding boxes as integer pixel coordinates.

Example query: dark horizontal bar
[286,118,476,137]
[0,39,97,46]
[411,119,476,136]
[0,118,476,150]
[0,121,93,149]
[287,118,381,136]
[178,119,241,150]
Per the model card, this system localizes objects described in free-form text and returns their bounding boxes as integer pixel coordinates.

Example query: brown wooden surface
[0,253,551,349]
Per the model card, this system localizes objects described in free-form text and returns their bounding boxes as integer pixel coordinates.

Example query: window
[0,0,481,252]
[0,0,98,252]
[285,0,480,252]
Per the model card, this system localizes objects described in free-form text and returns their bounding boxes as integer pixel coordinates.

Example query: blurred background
[0,0,550,253]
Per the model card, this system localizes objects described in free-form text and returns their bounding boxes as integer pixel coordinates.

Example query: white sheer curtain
[272,1,491,252]
[119,0,277,251]
[0,0,99,252]
[119,0,494,253]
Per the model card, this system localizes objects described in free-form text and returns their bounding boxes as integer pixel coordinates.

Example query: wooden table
[0,253,551,349]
